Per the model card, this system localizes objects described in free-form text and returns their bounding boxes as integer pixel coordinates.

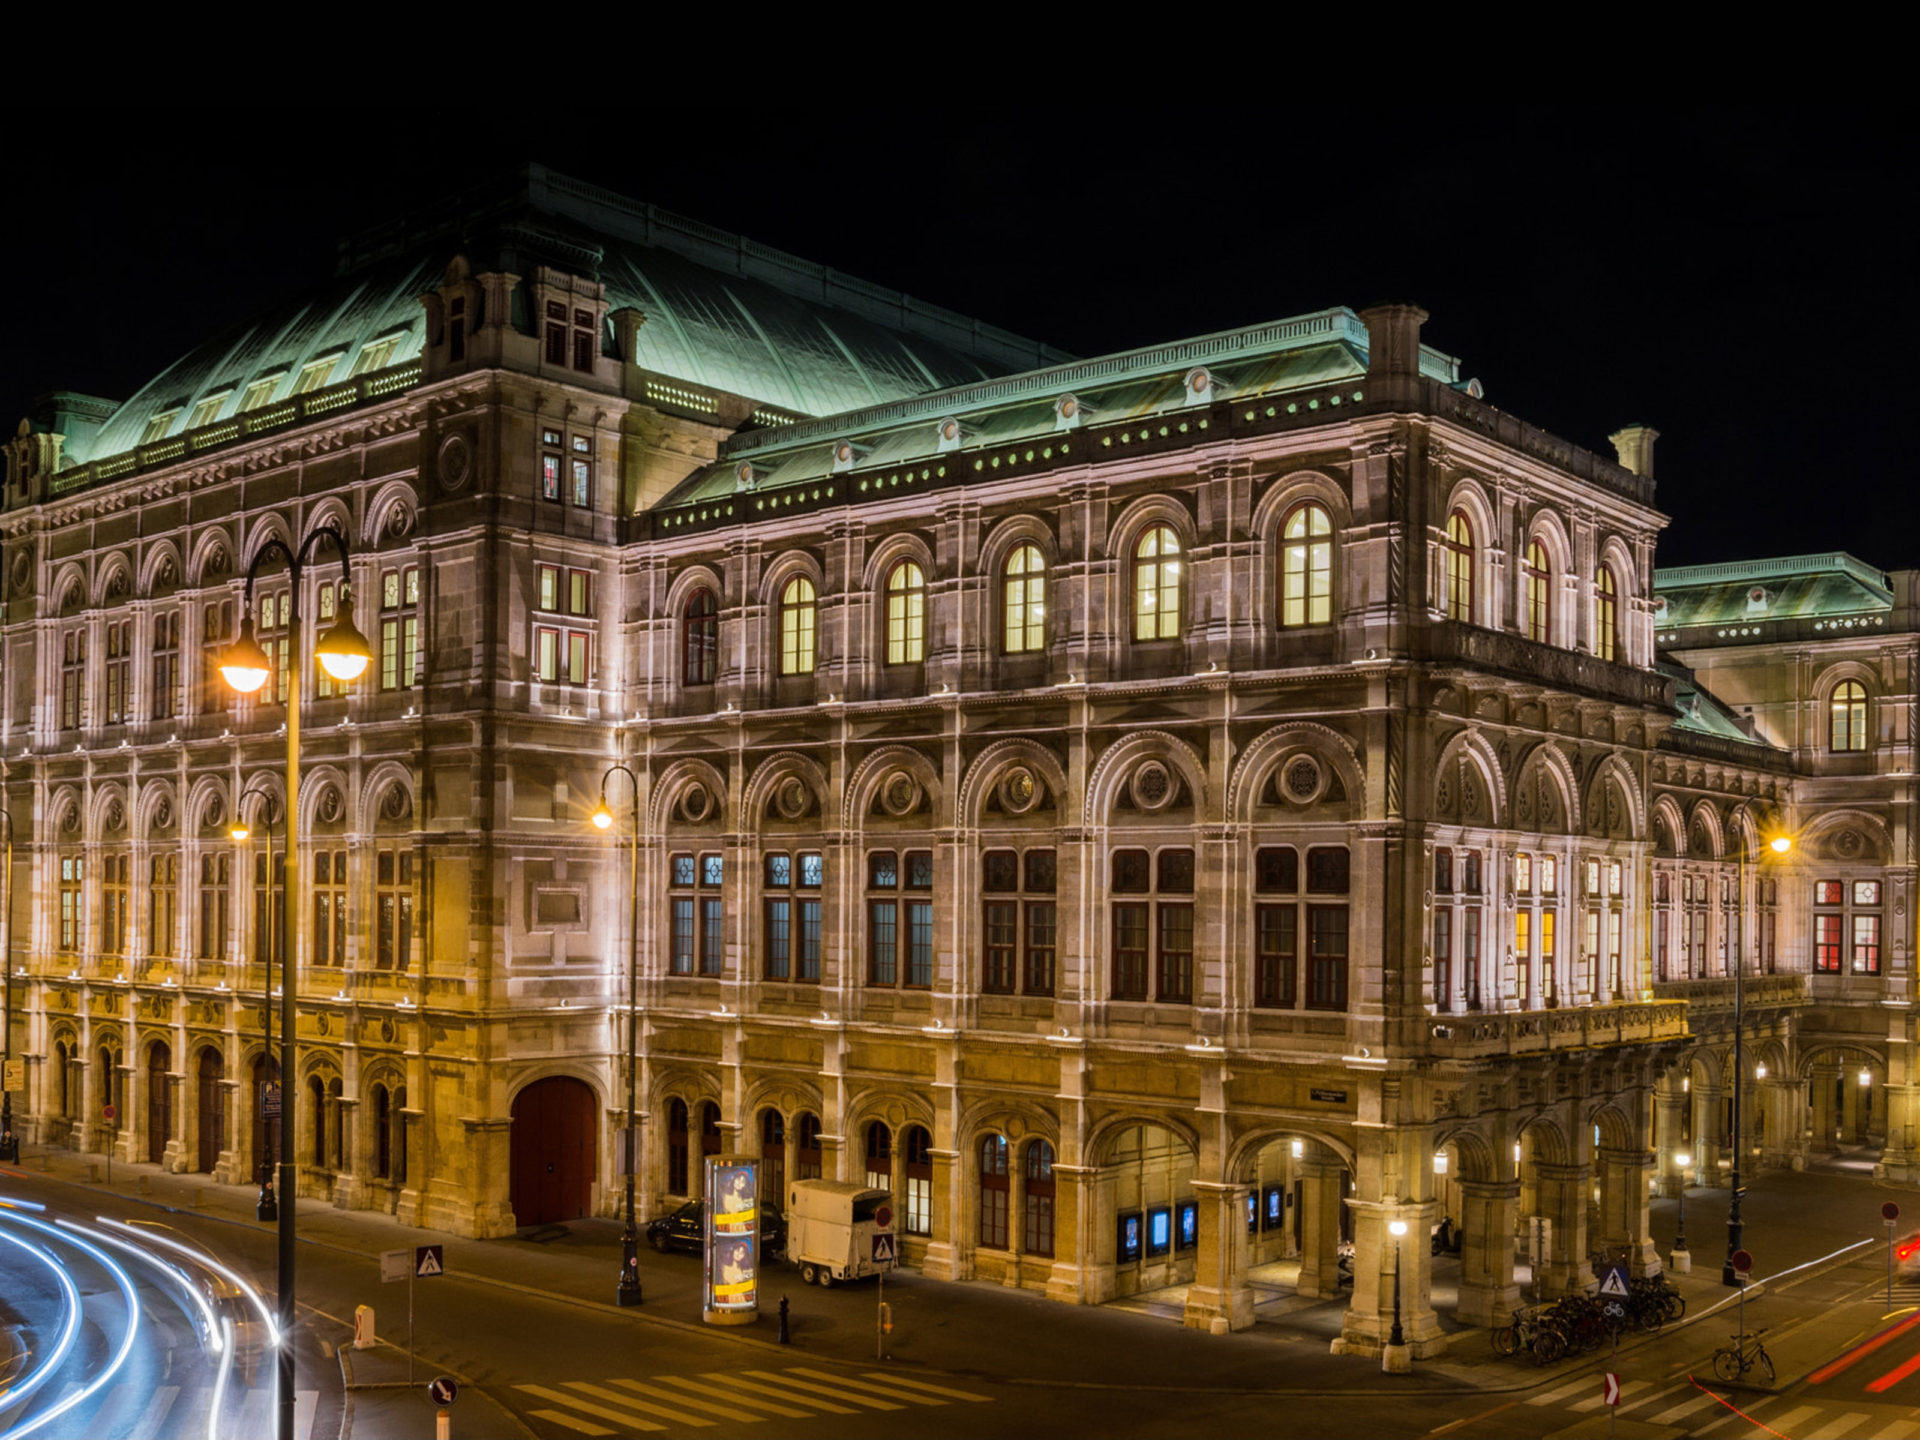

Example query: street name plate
[380,1248,411,1283]
[1308,1088,1347,1104]
[262,1084,282,1119]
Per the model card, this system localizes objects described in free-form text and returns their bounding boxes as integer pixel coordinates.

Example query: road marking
[1527,1374,1593,1406]
[741,1368,902,1410]
[565,1381,715,1427]
[295,1387,319,1440]
[1764,1405,1821,1434]
[699,1373,858,1415]
[786,1365,947,1405]
[1428,1400,1515,1435]
[1868,1347,1920,1393]
[608,1378,761,1422]
[857,1370,994,1402]
[516,1384,666,1432]
[236,1385,272,1435]
[647,1376,816,1419]
[1645,1389,1719,1424]
[128,1385,180,1440]
[527,1408,615,1437]
[1880,1417,1920,1440]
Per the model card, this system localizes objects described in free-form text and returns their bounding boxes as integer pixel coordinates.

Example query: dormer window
[293,354,344,395]
[140,410,180,445]
[186,392,231,430]
[350,330,406,377]
[238,374,284,412]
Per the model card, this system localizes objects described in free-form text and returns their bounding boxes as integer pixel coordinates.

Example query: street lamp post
[1,807,17,1164]
[232,787,278,1221]
[1673,1150,1690,1256]
[1387,1219,1408,1348]
[592,765,644,1307]
[1725,831,1791,1288]
[220,526,371,1440]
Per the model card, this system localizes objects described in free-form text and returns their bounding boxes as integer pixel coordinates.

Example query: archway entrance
[197,1049,224,1173]
[510,1077,597,1226]
[1239,1133,1354,1305]
[147,1043,171,1165]
[1090,1123,1199,1310]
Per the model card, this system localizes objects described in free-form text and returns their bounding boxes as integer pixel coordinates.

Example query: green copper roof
[1659,661,1785,754]
[1653,552,1892,630]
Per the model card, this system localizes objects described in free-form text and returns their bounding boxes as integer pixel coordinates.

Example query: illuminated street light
[1727,824,1792,1287]
[233,784,280,1222]
[594,764,644,1307]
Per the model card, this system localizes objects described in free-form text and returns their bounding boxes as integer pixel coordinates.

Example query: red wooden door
[147,1044,171,1165]
[511,1077,597,1226]
[197,1049,224,1173]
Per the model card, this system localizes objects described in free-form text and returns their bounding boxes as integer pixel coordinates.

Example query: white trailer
[785,1180,896,1285]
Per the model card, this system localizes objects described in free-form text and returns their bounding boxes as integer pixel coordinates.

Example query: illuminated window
[349,332,403,377]
[186,392,230,430]
[1132,525,1182,641]
[1523,540,1551,642]
[1280,502,1333,628]
[570,435,592,508]
[104,620,132,724]
[885,561,926,665]
[1831,680,1868,753]
[140,410,180,446]
[58,855,83,952]
[237,375,282,412]
[978,1135,1009,1249]
[199,601,234,713]
[904,1126,933,1235]
[1595,564,1620,662]
[779,577,816,675]
[293,355,341,395]
[1003,544,1046,653]
[379,567,420,692]
[866,1123,893,1192]
[539,430,562,503]
[312,850,347,965]
[59,628,85,729]
[684,589,719,686]
[1023,1140,1056,1256]
[1442,511,1475,622]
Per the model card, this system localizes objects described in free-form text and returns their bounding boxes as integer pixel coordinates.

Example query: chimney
[1609,424,1658,478]
[610,306,647,365]
[1358,304,1429,379]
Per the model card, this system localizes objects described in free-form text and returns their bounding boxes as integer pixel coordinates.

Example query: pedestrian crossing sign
[415,1244,445,1278]
[872,1233,896,1265]
[1597,1264,1630,1298]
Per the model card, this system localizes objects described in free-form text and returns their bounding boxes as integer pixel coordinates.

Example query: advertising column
[705,1156,759,1326]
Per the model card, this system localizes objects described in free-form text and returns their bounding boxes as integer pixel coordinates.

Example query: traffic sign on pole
[415,1244,445,1278]
[1597,1264,1631,1298]
[380,1249,411,1284]
[428,1376,459,1405]
[1884,1201,1902,1222]
[1731,1249,1753,1274]
[102,1103,116,1122]
[1602,1372,1620,1407]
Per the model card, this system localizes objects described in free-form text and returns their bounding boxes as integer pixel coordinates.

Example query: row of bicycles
[1492,1275,1685,1364]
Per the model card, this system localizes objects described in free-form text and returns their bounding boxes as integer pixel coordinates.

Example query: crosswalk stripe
[516,1383,666,1432]
[1646,1389,1720,1424]
[1766,1405,1821,1434]
[566,1381,715,1427]
[708,1373,858,1415]
[648,1375,817,1419]
[1527,1375,1594,1406]
[128,1385,180,1440]
[295,1387,319,1440]
[528,1408,616,1437]
[857,1370,994,1402]
[1879,1417,1920,1439]
[608,1379,761,1423]
[237,1385,272,1435]
[743,1368,902,1411]
[785,1365,946,1406]
[1820,1413,1877,1438]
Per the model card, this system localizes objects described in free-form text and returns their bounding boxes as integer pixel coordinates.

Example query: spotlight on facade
[1432,1151,1448,1175]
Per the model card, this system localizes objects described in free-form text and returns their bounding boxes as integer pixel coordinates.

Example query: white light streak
[0,1212,141,1440]
[56,1218,222,1354]
[95,1217,280,1347]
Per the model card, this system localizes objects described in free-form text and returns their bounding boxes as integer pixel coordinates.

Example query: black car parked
[646,1200,787,1259]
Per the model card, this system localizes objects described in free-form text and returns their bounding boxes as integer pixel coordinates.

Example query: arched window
[1594,565,1620,662]
[1132,525,1181,641]
[373,1084,391,1179]
[866,1122,892,1191]
[392,1085,408,1186]
[683,588,718,686]
[1280,503,1333,628]
[309,1077,326,1167]
[1003,544,1046,653]
[1523,540,1551,643]
[904,1125,933,1236]
[667,1098,690,1194]
[796,1111,823,1180]
[1022,1139,1055,1256]
[886,561,926,665]
[1832,680,1869,753]
[779,577,816,675]
[978,1134,1010,1248]
[1442,511,1474,622]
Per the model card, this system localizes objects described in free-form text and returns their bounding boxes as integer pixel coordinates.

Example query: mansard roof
[653,307,1469,511]
[62,163,1069,471]
[1653,552,1894,644]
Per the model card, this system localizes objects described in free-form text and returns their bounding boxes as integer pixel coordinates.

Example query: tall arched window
[779,577,816,675]
[683,588,718,686]
[1523,540,1551,643]
[886,561,926,665]
[796,1111,823,1180]
[1832,680,1869,753]
[1594,564,1620,662]
[1280,503,1333,628]
[667,1098,690,1194]
[1442,511,1474,622]
[978,1134,1010,1248]
[309,1076,326,1167]
[373,1084,392,1179]
[904,1125,933,1235]
[1133,525,1181,641]
[1022,1139,1056,1256]
[1003,544,1046,653]
[865,1122,892,1191]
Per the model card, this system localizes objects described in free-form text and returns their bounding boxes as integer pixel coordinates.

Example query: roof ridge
[1654,551,1892,597]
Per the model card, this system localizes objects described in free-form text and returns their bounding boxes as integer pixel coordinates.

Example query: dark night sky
[3,107,1910,570]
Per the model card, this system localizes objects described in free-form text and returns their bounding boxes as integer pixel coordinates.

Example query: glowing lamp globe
[591,801,615,831]
[230,823,250,843]
[314,610,373,682]
[1769,835,1792,854]
[220,623,273,694]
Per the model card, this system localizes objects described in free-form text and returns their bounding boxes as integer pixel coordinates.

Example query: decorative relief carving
[1130,760,1175,812]
[680,782,715,824]
[999,767,1041,815]
[437,432,473,493]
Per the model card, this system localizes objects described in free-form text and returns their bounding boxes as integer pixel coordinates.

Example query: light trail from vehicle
[54,1217,223,1355]
[206,1320,236,1440]
[94,1214,280,1346]
[0,1226,80,1418]
[0,1211,141,1440]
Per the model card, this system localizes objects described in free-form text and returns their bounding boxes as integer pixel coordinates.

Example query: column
[919,1146,963,1280]
[1595,1148,1659,1276]
[1654,1083,1689,1197]
[1339,1197,1441,1358]
[1454,1179,1521,1327]
[1531,1163,1592,1299]
[1295,1158,1347,1300]
[1760,1078,1808,1171]
[1044,1164,1089,1304]
[1810,1064,1839,1153]
[1182,1180,1254,1332]
[1004,1153,1025,1287]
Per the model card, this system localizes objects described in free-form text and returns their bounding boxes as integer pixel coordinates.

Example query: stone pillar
[1339,1197,1442,1358]
[1811,1065,1839,1152]
[1296,1159,1347,1300]
[1760,1078,1808,1171]
[1532,1163,1592,1299]
[1183,1180,1255,1332]
[1454,1178,1521,1327]
[1595,1148,1660,1276]
[1004,1152,1026,1287]
[1655,1086,1690,1197]
[1878,1015,1920,1182]
[920,1146,963,1280]
[1045,1165,1089,1304]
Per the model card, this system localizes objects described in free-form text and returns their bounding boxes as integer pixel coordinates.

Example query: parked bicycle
[1492,1305,1567,1365]
[1712,1328,1774,1383]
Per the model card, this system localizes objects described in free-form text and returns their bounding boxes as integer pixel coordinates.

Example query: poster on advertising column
[704,1156,759,1326]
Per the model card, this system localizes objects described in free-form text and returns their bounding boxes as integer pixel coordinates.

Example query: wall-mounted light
[1755,1064,1768,1079]
[1861,1068,1874,1087]
[1433,1151,1449,1176]
[1291,1139,1304,1159]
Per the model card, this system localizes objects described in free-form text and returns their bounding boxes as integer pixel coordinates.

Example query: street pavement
[3,1145,1919,1438]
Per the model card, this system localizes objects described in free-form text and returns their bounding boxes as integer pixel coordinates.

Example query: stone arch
[843,1088,939,1147]
[505,1061,608,1111]
[45,784,83,840]
[1252,467,1352,544]
[1084,1111,1199,1167]
[301,496,354,552]
[1586,1102,1637,1153]
[860,529,937,594]
[1432,1123,1501,1184]
[1515,1112,1571,1167]
[1799,808,1892,866]
[242,512,297,573]
[1225,1124,1357,1180]
[977,513,1060,588]
[1432,729,1506,827]
[958,738,1072,829]
[140,539,186,597]
[1522,504,1576,580]
[757,548,824,608]
[1439,476,1498,626]
[647,757,727,834]
[1085,730,1209,827]
[739,1075,826,1126]
[88,782,132,840]
[360,480,418,550]
[92,551,135,608]
[135,780,182,840]
[230,773,285,831]
[958,1094,1062,1152]
[1511,742,1580,836]
[1105,491,1199,567]
[1227,722,1365,826]
[359,761,416,830]
[843,744,944,831]
[651,1066,725,1115]
[188,527,236,587]
[665,562,726,619]
[1597,534,1640,606]
[1798,1042,1888,1082]
[742,751,830,828]
[298,764,354,833]
[183,776,230,835]
[1651,794,1686,857]
[1685,800,1726,860]
[1584,755,1643,842]
[50,561,87,614]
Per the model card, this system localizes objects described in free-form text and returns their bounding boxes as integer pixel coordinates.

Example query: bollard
[778,1296,790,1344]
[353,1304,376,1350]
[436,1408,451,1440]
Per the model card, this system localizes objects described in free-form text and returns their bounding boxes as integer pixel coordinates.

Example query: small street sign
[872,1233,896,1265]
[428,1376,459,1405]
[415,1244,445,1278]
[1883,1201,1901,1222]
[102,1103,117,1122]
[262,1084,282,1119]
[874,1204,893,1231]
[1731,1249,1754,1274]
[381,1248,411,1283]
[1596,1264,1631,1298]
[3,1058,24,1094]
[1602,1372,1620,1407]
